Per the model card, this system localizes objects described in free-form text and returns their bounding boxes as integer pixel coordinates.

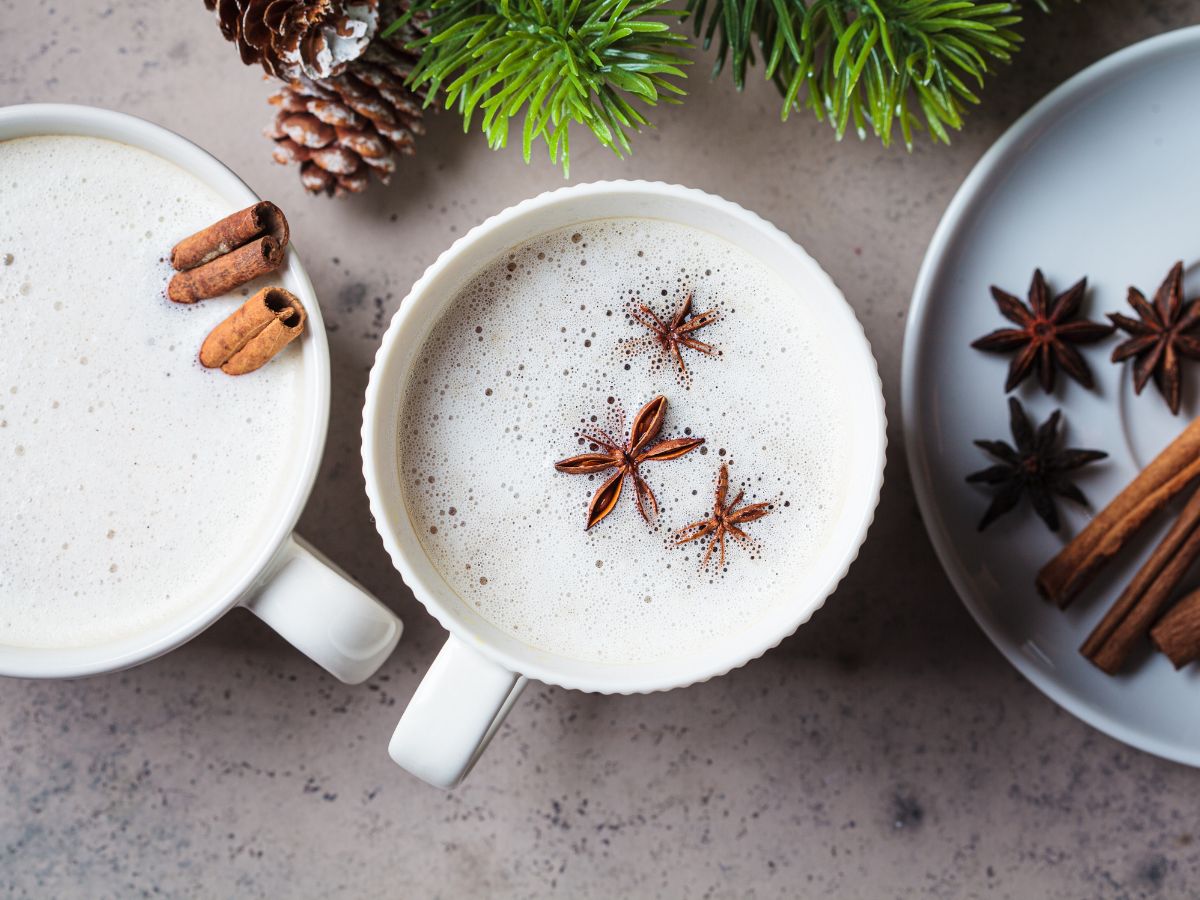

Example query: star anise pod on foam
[629,292,720,378]
[554,396,705,530]
[1109,261,1200,415]
[673,464,772,569]
[971,270,1113,393]
[966,398,1106,532]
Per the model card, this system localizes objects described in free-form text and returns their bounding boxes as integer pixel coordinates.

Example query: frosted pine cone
[205,0,380,80]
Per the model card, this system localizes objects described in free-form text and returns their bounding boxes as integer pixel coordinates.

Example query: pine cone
[206,0,379,80]
[265,33,426,196]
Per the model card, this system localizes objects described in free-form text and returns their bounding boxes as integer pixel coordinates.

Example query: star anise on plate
[554,395,705,529]
[673,464,771,568]
[966,397,1106,532]
[629,292,721,377]
[971,269,1113,392]
[1108,261,1200,415]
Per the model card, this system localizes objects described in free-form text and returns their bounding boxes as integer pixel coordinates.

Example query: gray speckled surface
[3,1,1200,897]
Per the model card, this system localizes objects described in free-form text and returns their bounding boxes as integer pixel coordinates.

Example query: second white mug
[363,181,886,788]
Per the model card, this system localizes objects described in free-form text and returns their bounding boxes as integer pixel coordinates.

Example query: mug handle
[389,635,527,788]
[241,534,402,684]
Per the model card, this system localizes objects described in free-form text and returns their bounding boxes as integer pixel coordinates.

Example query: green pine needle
[684,0,1067,149]
[386,0,691,175]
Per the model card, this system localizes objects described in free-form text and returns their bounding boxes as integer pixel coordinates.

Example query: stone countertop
[2,1,1198,897]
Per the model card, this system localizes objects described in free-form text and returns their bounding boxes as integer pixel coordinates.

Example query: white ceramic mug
[363,182,886,787]
[0,104,402,683]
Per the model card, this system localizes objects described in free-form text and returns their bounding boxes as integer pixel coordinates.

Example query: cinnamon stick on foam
[170,201,289,271]
[1150,587,1200,669]
[1037,415,1200,608]
[166,201,289,303]
[200,286,306,376]
[168,236,284,303]
[1080,486,1200,674]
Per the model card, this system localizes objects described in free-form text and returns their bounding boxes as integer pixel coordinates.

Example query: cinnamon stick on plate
[1150,587,1200,669]
[1080,486,1200,674]
[200,286,306,376]
[1037,414,1200,608]
[166,201,289,303]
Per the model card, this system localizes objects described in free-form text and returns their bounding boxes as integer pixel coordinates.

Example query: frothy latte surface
[397,218,853,664]
[0,136,306,648]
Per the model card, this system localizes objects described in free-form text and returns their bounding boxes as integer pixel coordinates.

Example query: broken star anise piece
[966,397,1106,532]
[972,269,1113,393]
[674,464,771,569]
[1108,261,1200,415]
[554,395,705,530]
[629,292,721,378]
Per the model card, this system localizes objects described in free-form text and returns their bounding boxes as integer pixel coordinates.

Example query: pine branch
[386,0,690,174]
[685,0,1069,149]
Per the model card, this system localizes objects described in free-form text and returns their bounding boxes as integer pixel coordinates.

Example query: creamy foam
[397,218,853,664]
[0,135,307,648]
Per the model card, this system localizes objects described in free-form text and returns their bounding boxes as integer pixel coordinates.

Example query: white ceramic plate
[903,27,1200,765]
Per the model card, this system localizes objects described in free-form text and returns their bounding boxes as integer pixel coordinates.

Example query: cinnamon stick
[1150,587,1200,669]
[1037,415,1200,608]
[200,286,306,376]
[170,201,289,271]
[167,236,284,303]
[1081,487,1200,674]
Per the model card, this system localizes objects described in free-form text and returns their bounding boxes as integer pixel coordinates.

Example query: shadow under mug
[0,104,401,683]
[363,182,887,787]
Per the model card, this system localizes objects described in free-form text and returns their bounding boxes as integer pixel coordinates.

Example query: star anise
[1108,261,1200,415]
[554,395,705,530]
[629,292,720,377]
[971,269,1113,392]
[966,397,1106,532]
[673,464,771,569]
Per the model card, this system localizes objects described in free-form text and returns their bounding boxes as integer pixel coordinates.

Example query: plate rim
[901,25,1200,767]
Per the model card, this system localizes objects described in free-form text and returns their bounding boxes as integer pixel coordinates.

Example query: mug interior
[0,104,330,677]
[364,182,886,694]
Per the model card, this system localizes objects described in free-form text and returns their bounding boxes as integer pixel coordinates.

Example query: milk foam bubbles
[397,218,853,664]
[0,136,306,648]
